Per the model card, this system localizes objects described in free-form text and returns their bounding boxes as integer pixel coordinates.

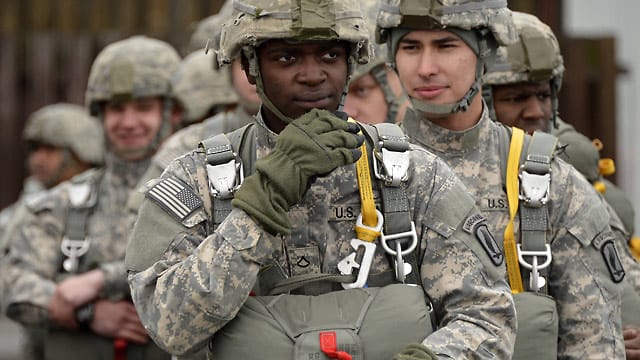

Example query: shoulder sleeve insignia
[592,231,625,283]
[145,176,203,222]
[463,214,503,266]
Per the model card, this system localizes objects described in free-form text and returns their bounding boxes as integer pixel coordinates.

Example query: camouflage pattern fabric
[1,154,169,359]
[401,106,625,358]
[186,0,234,54]
[126,111,517,358]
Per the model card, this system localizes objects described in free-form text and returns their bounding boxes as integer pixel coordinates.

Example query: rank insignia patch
[146,177,203,221]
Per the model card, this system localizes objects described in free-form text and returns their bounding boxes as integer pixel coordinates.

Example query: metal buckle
[61,236,91,273]
[355,210,384,235]
[338,239,377,289]
[206,158,244,199]
[519,171,550,207]
[380,222,418,283]
[373,147,410,187]
[517,244,552,292]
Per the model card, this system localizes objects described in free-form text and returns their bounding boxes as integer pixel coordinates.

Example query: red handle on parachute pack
[114,338,128,360]
[320,332,352,360]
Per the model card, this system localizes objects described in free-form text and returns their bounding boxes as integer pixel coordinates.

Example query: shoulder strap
[501,127,557,294]
[198,123,255,226]
[60,170,102,273]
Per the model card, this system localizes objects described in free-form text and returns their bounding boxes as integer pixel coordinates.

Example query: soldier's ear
[240,54,256,85]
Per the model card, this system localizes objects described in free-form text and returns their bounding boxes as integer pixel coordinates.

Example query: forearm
[129,209,280,355]
[99,261,129,300]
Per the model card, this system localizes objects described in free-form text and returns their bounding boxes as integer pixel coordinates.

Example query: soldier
[0,103,104,360]
[482,11,640,359]
[1,36,181,360]
[343,0,409,125]
[0,103,104,255]
[378,1,625,358]
[125,0,516,358]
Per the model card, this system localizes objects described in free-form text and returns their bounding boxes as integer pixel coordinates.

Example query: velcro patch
[145,176,203,222]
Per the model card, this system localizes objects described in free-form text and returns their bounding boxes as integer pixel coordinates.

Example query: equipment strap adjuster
[517,244,552,292]
[519,170,550,208]
[206,158,244,199]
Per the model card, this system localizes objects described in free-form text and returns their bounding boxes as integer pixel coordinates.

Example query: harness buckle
[373,147,410,187]
[517,244,552,292]
[380,222,418,283]
[61,236,91,273]
[519,171,550,208]
[338,239,376,289]
[206,159,244,199]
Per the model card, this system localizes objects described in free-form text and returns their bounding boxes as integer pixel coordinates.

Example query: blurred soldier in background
[483,11,640,358]
[343,0,409,125]
[380,1,625,358]
[125,0,516,358]
[0,103,104,360]
[1,35,181,360]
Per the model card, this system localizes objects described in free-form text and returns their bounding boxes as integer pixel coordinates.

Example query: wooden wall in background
[0,0,225,208]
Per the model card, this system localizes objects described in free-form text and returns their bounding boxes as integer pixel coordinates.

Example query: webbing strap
[504,127,525,294]
[350,118,381,242]
[200,134,235,225]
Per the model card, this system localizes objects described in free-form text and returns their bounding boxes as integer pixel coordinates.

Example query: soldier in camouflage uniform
[343,0,409,125]
[0,103,104,360]
[379,1,625,358]
[0,36,181,360]
[125,0,516,358]
[482,11,640,359]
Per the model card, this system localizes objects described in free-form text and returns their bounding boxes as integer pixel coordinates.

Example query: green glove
[232,109,363,235]
[393,343,438,360]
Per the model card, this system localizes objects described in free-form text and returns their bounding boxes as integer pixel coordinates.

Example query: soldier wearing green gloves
[125,0,516,358]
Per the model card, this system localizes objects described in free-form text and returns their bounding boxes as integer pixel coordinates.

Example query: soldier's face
[395,30,478,114]
[344,72,388,124]
[103,97,164,160]
[255,39,349,124]
[27,143,65,188]
[231,59,261,115]
[491,81,553,134]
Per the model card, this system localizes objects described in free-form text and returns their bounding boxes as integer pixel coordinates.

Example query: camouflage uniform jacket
[2,153,149,326]
[126,111,517,358]
[402,106,625,358]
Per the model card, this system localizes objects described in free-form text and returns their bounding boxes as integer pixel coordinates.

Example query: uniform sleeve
[416,167,516,359]
[127,156,282,355]
[552,166,625,358]
[2,205,61,326]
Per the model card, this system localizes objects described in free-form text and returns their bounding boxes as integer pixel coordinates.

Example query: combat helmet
[24,103,104,165]
[85,35,181,156]
[376,0,518,116]
[214,0,371,124]
[483,11,565,129]
[186,1,234,54]
[172,51,238,125]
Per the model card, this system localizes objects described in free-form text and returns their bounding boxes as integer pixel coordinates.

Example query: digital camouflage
[401,107,625,358]
[126,112,517,357]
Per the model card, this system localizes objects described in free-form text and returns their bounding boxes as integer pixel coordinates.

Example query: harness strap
[503,127,525,293]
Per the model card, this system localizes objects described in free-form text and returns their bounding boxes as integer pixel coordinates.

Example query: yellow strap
[349,118,380,242]
[504,127,525,294]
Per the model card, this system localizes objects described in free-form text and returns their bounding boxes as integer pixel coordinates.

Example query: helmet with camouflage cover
[172,51,238,125]
[376,0,518,116]
[85,36,181,157]
[214,0,372,124]
[24,103,104,165]
[483,11,564,128]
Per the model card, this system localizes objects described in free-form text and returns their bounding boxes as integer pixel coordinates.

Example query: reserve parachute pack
[198,122,435,359]
[498,126,559,360]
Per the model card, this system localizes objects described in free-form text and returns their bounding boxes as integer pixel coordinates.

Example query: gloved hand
[393,343,438,360]
[232,109,364,235]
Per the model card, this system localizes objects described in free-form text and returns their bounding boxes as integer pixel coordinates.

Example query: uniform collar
[403,104,492,156]
[105,152,150,188]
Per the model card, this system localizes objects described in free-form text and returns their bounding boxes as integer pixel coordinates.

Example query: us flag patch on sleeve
[145,176,203,221]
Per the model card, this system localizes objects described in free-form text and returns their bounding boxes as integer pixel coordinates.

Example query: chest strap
[61,174,100,273]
